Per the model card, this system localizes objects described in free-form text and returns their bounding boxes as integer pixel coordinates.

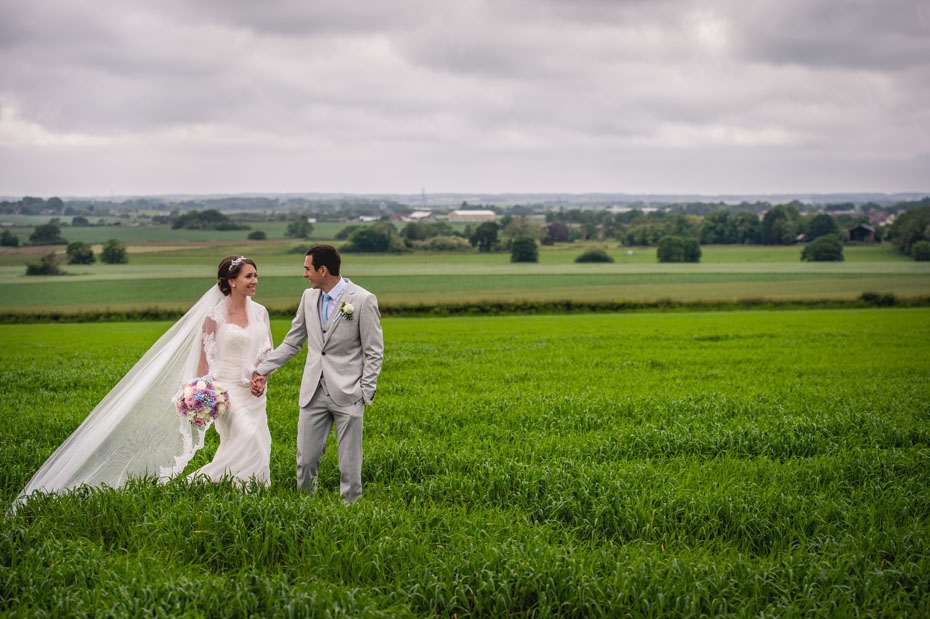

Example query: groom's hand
[251,372,267,397]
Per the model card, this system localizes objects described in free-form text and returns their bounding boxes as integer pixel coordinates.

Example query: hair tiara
[223,256,248,280]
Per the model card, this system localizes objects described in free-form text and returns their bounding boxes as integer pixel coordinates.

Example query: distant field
[0,241,927,315]
[0,220,352,244]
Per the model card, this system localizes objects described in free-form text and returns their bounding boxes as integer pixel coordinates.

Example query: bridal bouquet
[175,375,230,426]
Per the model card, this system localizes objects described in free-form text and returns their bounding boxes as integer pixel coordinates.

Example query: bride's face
[231,265,258,297]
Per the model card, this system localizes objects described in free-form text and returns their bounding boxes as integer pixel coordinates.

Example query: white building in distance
[448,209,497,222]
[402,211,435,222]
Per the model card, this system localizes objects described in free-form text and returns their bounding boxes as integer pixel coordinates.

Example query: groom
[251,244,383,504]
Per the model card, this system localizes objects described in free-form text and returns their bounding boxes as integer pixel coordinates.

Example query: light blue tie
[322,293,332,322]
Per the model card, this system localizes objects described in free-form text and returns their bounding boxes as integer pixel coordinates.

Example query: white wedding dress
[190,299,273,485]
[12,288,273,511]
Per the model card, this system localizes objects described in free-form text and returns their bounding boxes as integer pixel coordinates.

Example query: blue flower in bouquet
[175,375,230,426]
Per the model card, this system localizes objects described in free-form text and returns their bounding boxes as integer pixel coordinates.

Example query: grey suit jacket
[256,279,383,409]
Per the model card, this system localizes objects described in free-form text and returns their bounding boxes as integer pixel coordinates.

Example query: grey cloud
[0,3,234,132]
[162,0,431,36]
[733,0,930,70]
[0,0,927,195]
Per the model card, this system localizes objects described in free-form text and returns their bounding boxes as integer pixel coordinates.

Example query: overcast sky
[1,0,928,198]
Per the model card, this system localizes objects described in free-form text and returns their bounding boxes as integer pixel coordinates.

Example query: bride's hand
[250,372,267,397]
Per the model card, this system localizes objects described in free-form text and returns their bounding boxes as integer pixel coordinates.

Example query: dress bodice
[201,298,273,388]
[212,323,257,385]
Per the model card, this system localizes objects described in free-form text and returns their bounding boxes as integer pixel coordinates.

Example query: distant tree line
[6,195,929,263]
[537,203,863,248]
[333,216,542,255]
[171,209,249,231]
[0,196,64,216]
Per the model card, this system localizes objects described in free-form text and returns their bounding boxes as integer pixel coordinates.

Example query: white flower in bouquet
[174,375,230,426]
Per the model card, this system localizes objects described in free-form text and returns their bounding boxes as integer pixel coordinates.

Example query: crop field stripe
[2,272,929,315]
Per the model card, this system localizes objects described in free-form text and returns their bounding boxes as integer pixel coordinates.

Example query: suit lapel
[306,289,325,347]
[322,282,355,346]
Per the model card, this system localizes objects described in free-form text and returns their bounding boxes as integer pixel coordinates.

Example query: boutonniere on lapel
[339,301,355,320]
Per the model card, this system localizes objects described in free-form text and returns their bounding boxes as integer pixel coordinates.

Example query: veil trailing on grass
[11,286,226,512]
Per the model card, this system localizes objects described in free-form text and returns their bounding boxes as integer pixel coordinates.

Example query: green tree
[656,235,685,262]
[510,236,538,263]
[247,230,267,240]
[46,196,64,213]
[682,238,702,263]
[502,215,541,242]
[348,227,389,252]
[342,223,404,253]
[100,238,128,264]
[173,209,246,231]
[801,236,844,262]
[401,221,431,242]
[416,236,471,251]
[542,220,572,245]
[401,221,454,243]
[65,241,95,265]
[469,221,500,252]
[761,204,800,245]
[335,224,362,240]
[806,213,840,240]
[699,210,737,244]
[732,211,761,244]
[25,252,63,276]
[911,240,930,261]
[18,196,45,215]
[29,223,66,245]
[622,221,666,246]
[601,212,621,239]
[886,206,930,254]
[574,248,613,263]
[578,222,599,241]
[664,214,701,239]
[0,230,18,247]
[285,219,314,239]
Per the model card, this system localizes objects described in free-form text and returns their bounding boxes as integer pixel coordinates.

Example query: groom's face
[304,255,324,288]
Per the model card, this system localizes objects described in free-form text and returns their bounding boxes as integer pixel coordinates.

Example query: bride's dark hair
[217,255,257,296]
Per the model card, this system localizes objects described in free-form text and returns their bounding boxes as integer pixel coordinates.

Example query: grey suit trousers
[297,383,364,503]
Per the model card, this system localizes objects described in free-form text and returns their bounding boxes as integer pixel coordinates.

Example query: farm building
[448,209,497,222]
[402,211,434,222]
[847,223,876,242]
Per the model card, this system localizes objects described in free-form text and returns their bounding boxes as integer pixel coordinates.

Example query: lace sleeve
[241,302,274,385]
[259,306,274,363]
[200,314,218,377]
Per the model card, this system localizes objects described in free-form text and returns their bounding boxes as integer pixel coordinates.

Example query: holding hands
[251,372,268,397]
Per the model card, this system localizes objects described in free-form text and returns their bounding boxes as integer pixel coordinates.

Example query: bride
[188,255,273,485]
[13,255,274,510]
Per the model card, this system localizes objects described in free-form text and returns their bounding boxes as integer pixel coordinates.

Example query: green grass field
[0,220,354,245]
[2,310,928,616]
[1,242,928,315]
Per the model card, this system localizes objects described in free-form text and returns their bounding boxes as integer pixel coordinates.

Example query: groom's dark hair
[307,245,341,276]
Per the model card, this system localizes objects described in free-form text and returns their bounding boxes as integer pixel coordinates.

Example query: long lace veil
[12,286,225,511]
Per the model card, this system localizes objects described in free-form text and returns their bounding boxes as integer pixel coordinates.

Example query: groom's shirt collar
[326,277,348,304]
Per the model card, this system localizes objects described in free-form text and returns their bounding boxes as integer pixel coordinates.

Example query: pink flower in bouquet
[174,375,229,425]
